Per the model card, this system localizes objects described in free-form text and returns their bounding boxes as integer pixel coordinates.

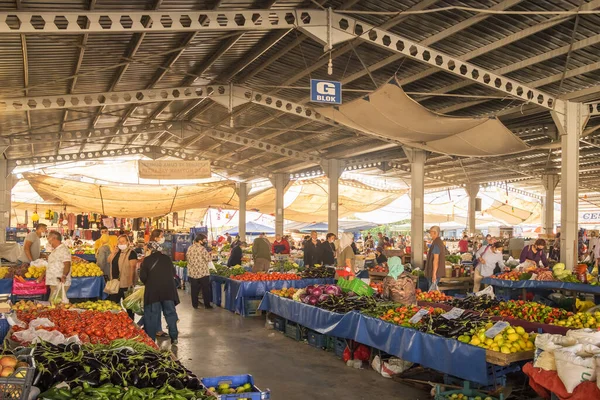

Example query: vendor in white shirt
[473,242,504,293]
[18,224,47,263]
[37,231,72,300]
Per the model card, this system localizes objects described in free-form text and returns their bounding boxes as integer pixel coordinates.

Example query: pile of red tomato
[13,308,157,348]
[232,272,300,281]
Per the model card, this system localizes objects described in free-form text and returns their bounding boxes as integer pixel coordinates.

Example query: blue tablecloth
[481,277,600,294]
[0,279,12,294]
[209,276,335,316]
[259,292,489,385]
[67,277,106,299]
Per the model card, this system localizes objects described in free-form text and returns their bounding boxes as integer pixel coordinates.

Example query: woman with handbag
[186,234,213,310]
[107,235,137,318]
[140,229,179,345]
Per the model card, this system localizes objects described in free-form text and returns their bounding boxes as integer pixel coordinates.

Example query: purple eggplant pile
[297,285,379,313]
[32,341,202,393]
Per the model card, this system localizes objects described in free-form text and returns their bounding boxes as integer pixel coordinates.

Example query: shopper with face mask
[140,229,179,345]
[473,242,504,292]
[520,239,549,267]
[107,235,136,317]
[186,234,213,310]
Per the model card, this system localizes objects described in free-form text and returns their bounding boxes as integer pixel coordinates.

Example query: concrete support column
[236,182,248,242]
[465,184,479,236]
[541,174,559,235]
[404,148,426,269]
[552,101,585,268]
[0,161,11,243]
[270,174,289,237]
[323,159,343,236]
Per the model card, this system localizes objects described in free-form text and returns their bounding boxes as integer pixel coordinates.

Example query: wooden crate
[485,349,534,366]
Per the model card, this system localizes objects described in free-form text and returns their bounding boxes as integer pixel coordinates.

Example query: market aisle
[167,291,430,400]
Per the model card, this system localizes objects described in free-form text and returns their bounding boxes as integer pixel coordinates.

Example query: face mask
[118,244,128,251]
[157,238,165,245]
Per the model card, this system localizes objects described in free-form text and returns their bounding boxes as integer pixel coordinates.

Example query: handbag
[473,245,490,270]
[104,279,120,295]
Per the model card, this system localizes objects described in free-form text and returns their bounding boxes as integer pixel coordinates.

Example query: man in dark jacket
[318,233,336,266]
[227,241,246,267]
[140,235,180,344]
[425,226,446,288]
[303,231,320,267]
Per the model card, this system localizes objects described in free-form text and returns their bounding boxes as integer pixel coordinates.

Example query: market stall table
[67,276,106,299]
[259,293,509,385]
[209,276,335,316]
[481,276,600,307]
[0,279,12,294]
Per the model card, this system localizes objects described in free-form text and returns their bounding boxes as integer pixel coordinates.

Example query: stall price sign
[441,307,464,320]
[409,309,429,324]
[485,321,509,339]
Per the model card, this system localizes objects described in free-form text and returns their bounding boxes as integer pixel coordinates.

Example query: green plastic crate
[336,278,374,297]
[435,382,503,400]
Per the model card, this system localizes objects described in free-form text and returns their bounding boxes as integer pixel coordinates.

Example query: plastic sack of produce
[555,345,598,393]
[30,259,48,268]
[534,334,578,371]
[371,356,413,378]
[123,286,145,315]
[49,283,69,305]
[567,328,600,346]
[12,278,47,295]
[474,285,495,299]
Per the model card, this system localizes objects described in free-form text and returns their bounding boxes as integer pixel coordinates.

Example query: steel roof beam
[1,122,172,146]
[185,122,320,164]
[334,14,560,111]
[416,32,600,105]
[0,10,323,34]
[0,85,223,112]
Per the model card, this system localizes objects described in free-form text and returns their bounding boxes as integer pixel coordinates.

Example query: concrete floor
[165,291,431,400]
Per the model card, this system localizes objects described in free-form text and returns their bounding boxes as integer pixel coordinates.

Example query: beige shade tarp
[318,78,528,156]
[247,178,406,223]
[482,200,541,226]
[24,173,237,218]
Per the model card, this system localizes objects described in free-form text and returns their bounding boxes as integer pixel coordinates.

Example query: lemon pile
[458,324,535,354]
[556,311,600,329]
[0,267,9,279]
[24,266,45,279]
[72,262,104,277]
[72,300,121,311]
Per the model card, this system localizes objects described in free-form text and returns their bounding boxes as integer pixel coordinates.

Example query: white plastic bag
[555,346,598,393]
[474,285,495,299]
[567,329,600,346]
[428,282,439,292]
[29,318,54,329]
[13,326,81,346]
[371,355,413,378]
[50,283,69,305]
[208,261,216,271]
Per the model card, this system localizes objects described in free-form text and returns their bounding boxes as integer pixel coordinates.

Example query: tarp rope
[98,186,105,215]
[168,187,179,214]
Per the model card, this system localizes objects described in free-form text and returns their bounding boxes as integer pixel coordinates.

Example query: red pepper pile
[13,308,157,348]
[231,272,300,281]
[487,300,572,324]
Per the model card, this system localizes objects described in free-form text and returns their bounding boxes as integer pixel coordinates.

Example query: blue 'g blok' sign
[310,79,342,104]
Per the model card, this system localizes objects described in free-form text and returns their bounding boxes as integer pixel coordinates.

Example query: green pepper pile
[40,382,216,400]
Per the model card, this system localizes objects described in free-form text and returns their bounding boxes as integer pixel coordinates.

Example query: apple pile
[416,289,453,303]
[0,354,28,379]
[492,271,521,281]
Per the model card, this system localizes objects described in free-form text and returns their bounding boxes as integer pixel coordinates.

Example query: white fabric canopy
[318,77,528,156]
